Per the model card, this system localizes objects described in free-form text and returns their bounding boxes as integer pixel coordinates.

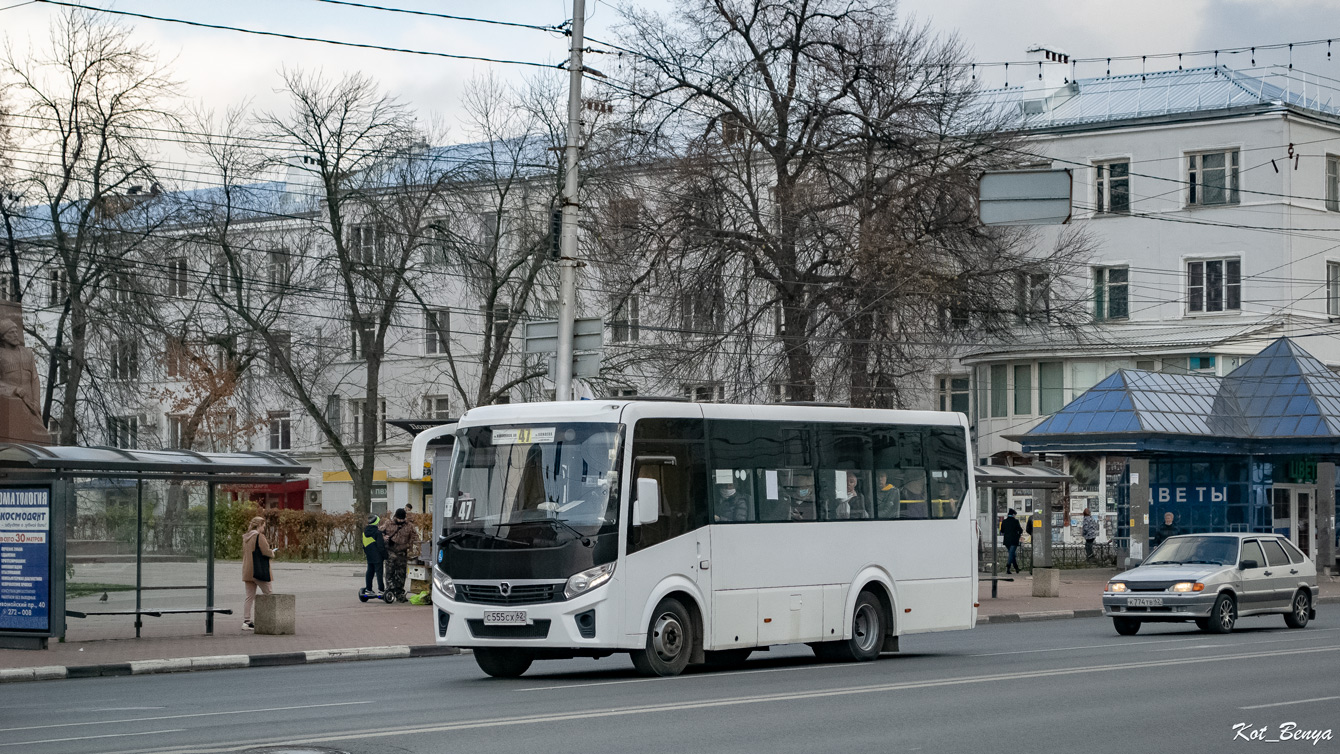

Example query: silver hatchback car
[1102,533,1318,635]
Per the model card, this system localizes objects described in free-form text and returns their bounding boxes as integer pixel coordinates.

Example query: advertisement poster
[0,488,50,632]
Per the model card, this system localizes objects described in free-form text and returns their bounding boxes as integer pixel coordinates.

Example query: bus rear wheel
[812,590,884,663]
[474,648,534,678]
[631,598,693,677]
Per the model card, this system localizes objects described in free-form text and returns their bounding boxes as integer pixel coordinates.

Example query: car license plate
[483,610,528,626]
[1127,597,1163,607]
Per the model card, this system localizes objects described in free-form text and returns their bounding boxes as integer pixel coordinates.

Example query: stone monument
[0,301,51,444]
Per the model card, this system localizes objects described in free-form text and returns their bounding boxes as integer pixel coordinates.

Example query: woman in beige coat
[241,516,277,630]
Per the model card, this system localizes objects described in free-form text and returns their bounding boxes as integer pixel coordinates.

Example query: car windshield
[1144,536,1239,566]
[443,423,622,547]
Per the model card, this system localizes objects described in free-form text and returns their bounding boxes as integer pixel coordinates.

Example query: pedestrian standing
[381,508,419,603]
[1082,508,1100,563]
[241,516,277,631]
[362,514,388,597]
[1000,508,1023,574]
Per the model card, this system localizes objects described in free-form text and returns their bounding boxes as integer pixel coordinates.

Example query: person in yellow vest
[361,514,388,599]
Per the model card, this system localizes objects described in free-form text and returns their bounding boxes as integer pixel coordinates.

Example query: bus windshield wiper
[547,518,594,547]
[442,529,525,547]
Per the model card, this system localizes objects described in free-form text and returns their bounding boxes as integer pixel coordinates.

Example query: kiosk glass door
[1271,485,1315,557]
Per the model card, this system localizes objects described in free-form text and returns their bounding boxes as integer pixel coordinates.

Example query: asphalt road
[4,606,1339,754]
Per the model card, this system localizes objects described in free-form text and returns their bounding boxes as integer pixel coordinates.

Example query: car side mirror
[1239,559,1258,570]
[634,477,660,526]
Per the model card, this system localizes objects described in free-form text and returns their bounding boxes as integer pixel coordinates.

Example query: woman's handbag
[251,537,272,582]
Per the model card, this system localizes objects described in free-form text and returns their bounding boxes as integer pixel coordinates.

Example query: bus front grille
[458,583,563,605]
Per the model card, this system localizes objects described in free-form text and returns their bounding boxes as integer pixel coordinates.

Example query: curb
[978,593,1340,625]
[0,644,462,684]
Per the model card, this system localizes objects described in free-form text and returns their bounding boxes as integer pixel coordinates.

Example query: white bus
[431,399,978,678]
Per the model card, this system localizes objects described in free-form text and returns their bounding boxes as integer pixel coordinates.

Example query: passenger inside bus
[829,470,871,520]
[715,480,752,522]
[874,471,899,518]
[892,470,928,519]
[784,471,817,521]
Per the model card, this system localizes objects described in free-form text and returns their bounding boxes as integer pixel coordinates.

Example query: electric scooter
[359,587,394,603]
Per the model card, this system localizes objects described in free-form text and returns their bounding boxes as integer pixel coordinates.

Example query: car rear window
[1261,539,1290,567]
[1280,539,1307,564]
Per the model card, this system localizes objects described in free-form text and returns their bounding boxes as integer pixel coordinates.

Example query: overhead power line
[31,0,560,69]
[309,0,567,34]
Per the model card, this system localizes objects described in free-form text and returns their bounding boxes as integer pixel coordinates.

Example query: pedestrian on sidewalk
[362,514,388,597]
[1082,508,1100,563]
[241,516,277,631]
[1153,511,1183,546]
[381,508,419,603]
[1000,508,1023,574]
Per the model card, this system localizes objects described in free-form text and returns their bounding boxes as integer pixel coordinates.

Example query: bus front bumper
[432,584,623,651]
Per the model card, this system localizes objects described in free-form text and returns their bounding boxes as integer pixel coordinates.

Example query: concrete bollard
[254,593,296,635]
[1032,568,1061,598]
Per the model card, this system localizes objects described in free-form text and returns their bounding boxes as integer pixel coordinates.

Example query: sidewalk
[2,561,1335,682]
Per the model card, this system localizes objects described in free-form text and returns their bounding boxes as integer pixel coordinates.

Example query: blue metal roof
[1020,337,1340,454]
[986,66,1340,131]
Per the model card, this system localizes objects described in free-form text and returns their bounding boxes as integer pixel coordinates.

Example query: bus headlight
[433,568,456,600]
[565,562,616,600]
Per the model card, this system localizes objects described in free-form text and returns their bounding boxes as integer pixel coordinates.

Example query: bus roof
[456,400,968,430]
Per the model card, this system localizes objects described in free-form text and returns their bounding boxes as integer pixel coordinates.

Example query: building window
[611,294,640,343]
[937,376,970,414]
[1013,364,1033,416]
[167,257,189,297]
[1093,266,1129,321]
[1328,156,1339,212]
[425,221,451,265]
[989,364,1008,418]
[1187,150,1239,206]
[424,308,449,355]
[110,263,135,304]
[350,223,385,264]
[268,411,292,450]
[214,252,242,294]
[165,415,185,450]
[680,290,722,336]
[108,416,138,449]
[424,395,451,420]
[1095,160,1129,213]
[1038,361,1064,415]
[351,398,386,443]
[684,383,725,403]
[268,330,291,375]
[47,268,67,307]
[1189,355,1216,372]
[165,337,186,378]
[1015,273,1049,324]
[110,338,139,381]
[1329,261,1340,316]
[324,394,342,438]
[477,211,501,251]
[1186,258,1241,313]
[351,317,378,359]
[267,250,291,288]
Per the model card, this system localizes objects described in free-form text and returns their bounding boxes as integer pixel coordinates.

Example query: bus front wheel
[631,597,694,677]
[813,590,884,663]
[474,648,534,678]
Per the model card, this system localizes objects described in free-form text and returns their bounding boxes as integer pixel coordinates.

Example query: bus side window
[926,427,968,519]
[873,429,926,520]
[629,418,708,553]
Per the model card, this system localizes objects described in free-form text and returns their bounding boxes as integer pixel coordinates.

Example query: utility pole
[554,0,586,401]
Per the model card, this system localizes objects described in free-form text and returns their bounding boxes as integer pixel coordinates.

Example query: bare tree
[609,0,1089,404]
[4,9,176,442]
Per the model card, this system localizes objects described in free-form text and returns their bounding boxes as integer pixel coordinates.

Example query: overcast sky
[4,0,1339,156]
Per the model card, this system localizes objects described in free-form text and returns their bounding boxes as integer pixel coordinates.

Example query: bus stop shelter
[975,464,1073,597]
[0,444,308,649]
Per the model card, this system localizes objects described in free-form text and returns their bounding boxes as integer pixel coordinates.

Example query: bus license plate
[483,610,528,626]
[1127,598,1163,607]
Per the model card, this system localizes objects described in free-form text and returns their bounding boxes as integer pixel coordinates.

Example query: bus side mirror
[635,478,660,526]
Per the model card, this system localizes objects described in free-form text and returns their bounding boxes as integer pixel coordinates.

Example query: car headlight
[565,562,616,600]
[1170,582,1205,593]
[433,567,456,599]
[1107,582,1128,593]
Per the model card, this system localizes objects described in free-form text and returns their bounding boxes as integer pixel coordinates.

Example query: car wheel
[1284,589,1312,629]
[1207,593,1237,634]
[631,598,694,677]
[1194,618,1210,631]
[1112,617,1141,636]
[473,648,534,678]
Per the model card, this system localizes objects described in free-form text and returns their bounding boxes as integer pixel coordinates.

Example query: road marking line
[1150,629,1340,652]
[109,643,1340,754]
[966,636,1202,657]
[1240,695,1340,710]
[517,660,852,691]
[0,701,373,734]
[0,729,185,748]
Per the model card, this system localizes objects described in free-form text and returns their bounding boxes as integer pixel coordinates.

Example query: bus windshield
[444,423,623,547]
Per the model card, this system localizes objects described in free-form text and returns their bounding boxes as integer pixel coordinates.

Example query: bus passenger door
[624,418,711,644]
